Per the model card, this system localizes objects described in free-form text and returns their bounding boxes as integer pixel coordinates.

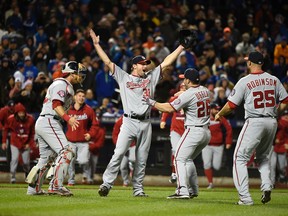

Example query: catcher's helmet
[62,61,79,73]
[62,61,87,82]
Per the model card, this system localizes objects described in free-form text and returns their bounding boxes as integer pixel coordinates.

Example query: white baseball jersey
[170,85,211,126]
[228,72,288,119]
[40,78,74,116]
[112,65,161,116]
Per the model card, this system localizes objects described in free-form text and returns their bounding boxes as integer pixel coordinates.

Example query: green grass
[0,184,287,216]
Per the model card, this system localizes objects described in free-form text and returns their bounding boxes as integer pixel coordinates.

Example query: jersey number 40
[253,90,275,109]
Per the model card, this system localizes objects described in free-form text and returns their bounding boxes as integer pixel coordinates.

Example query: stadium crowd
[0,0,288,186]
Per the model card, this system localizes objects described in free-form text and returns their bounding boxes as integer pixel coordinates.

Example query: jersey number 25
[253,90,275,109]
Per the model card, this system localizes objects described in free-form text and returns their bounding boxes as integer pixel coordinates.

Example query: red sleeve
[89,127,106,154]
[220,117,233,144]
[52,99,63,109]
[280,96,288,104]
[87,107,99,139]
[112,116,123,145]
[2,115,12,143]
[228,100,237,109]
[161,96,176,121]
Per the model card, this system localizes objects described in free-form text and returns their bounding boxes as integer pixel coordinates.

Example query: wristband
[62,114,70,122]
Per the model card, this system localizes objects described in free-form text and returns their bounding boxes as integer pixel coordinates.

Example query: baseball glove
[179,29,198,49]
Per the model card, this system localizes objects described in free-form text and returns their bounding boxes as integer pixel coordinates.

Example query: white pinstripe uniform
[228,72,288,203]
[170,85,211,196]
[27,78,74,192]
[100,65,161,196]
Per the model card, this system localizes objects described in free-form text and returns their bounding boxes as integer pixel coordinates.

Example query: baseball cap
[17,61,24,68]
[7,100,15,107]
[244,51,264,65]
[132,55,151,65]
[183,68,200,83]
[24,56,31,61]
[155,36,164,42]
[223,27,231,33]
[210,103,220,110]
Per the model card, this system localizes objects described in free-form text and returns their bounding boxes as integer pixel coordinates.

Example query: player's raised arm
[89,29,115,74]
[160,45,184,71]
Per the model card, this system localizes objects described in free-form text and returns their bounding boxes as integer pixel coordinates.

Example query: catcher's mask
[62,61,87,83]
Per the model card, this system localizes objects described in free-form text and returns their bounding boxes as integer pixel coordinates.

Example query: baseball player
[1,103,35,184]
[202,103,232,189]
[215,51,288,205]
[112,115,136,186]
[160,81,186,184]
[0,100,15,164]
[67,89,100,186]
[89,28,185,197]
[25,61,86,196]
[143,68,211,199]
[270,110,288,185]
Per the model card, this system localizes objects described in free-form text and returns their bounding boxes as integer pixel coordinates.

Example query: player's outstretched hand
[68,116,80,131]
[160,121,166,129]
[89,29,100,46]
[142,94,156,106]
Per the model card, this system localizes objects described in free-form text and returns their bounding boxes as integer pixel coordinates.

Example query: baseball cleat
[48,187,73,196]
[98,185,110,197]
[189,193,198,199]
[27,186,48,195]
[133,192,148,197]
[261,191,271,204]
[167,193,190,199]
[207,183,214,189]
[235,200,254,206]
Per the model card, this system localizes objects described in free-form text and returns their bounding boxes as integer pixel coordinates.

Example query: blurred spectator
[13,80,39,113]
[210,18,223,43]
[32,71,51,100]
[150,36,170,63]
[95,64,117,105]
[20,36,36,56]
[57,28,74,58]
[196,31,217,57]
[0,57,14,85]
[218,27,236,62]
[9,77,22,101]
[227,18,241,44]
[33,26,48,48]
[1,76,15,106]
[32,50,48,73]
[273,36,288,65]
[215,74,234,98]
[85,89,98,110]
[273,55,288,80]
[23,56,39,80]
[13,61,25,87]
[235,33,255,57]
[47,50,64,74]
[224,55,243,83]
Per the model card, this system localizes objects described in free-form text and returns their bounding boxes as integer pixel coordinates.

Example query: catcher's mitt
[179,29,198,49]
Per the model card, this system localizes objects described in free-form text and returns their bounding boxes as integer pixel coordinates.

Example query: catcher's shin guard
[50,148,75,189]
[25,152,57,192]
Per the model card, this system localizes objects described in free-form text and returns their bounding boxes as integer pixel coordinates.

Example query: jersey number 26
[197,100,210,117]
